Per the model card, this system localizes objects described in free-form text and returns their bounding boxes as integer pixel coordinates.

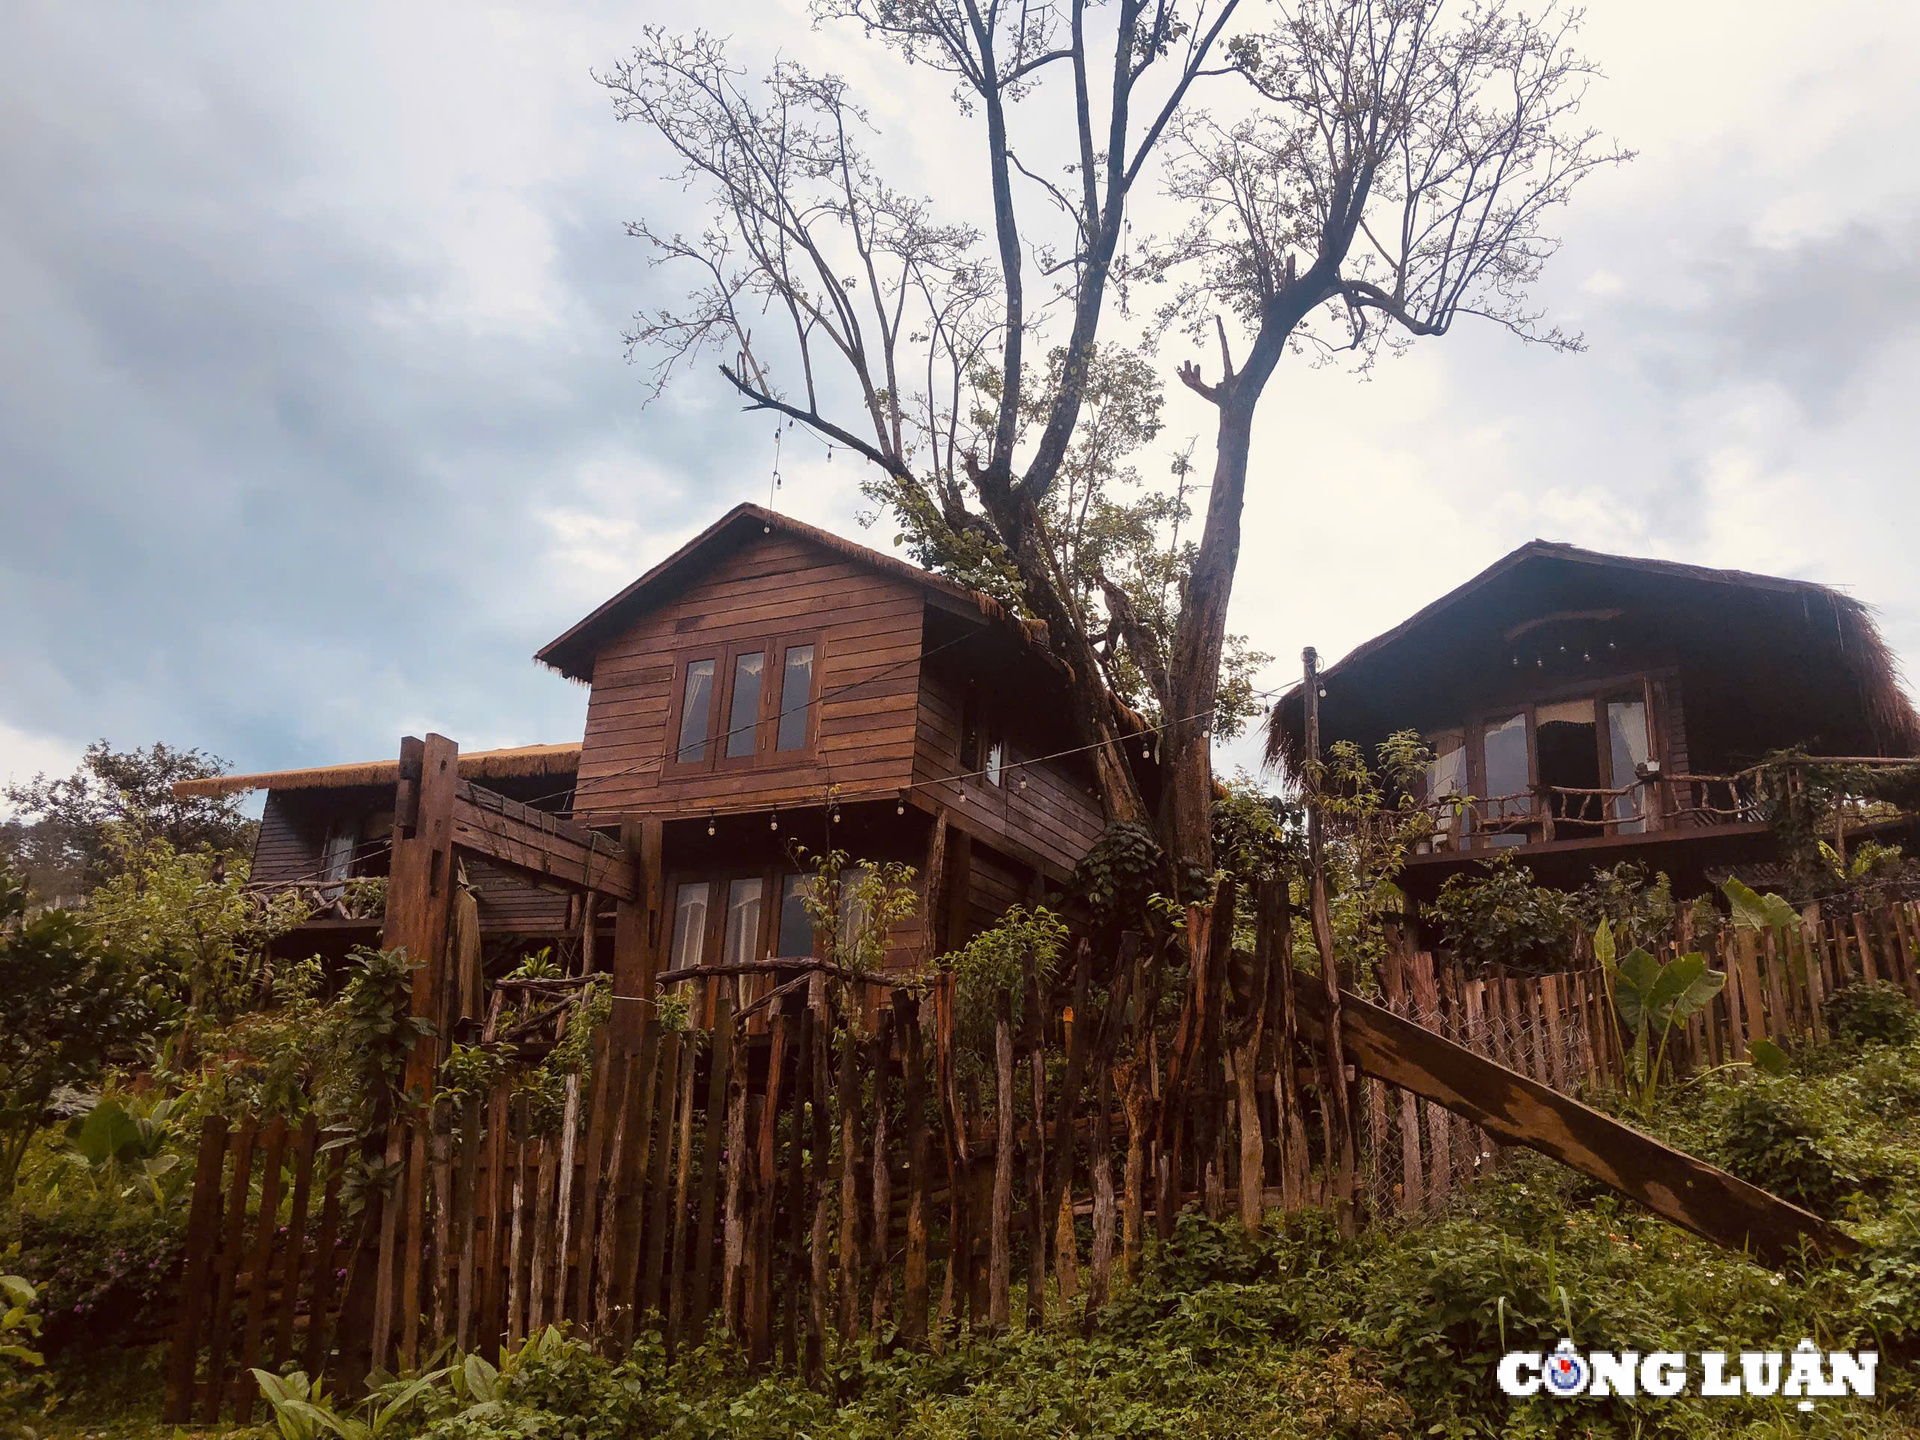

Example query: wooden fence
[163,1117,358,1426]
[1358,896,1920,1217]
[166,889,1908,1420]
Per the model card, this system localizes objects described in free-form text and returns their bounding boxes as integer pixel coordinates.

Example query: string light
[707,815,716,837]
[769,810,780,831]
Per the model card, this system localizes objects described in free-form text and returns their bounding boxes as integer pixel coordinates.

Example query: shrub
[1,1200,184,1353]
[1825,981,1919,1048]
[1712,1083,1856,1217]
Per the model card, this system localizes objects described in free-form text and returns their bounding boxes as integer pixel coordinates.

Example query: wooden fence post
[163,1116,230,1424]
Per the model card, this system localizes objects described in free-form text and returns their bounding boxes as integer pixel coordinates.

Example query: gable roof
[1265,539,1920,777]
[171,742,581,799]
[534,503,1040,683]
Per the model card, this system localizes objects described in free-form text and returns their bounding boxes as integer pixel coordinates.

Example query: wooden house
[182,505,1115,976]
[1267,540,1920,898]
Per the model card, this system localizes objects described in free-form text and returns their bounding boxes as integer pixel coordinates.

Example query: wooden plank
[163,1116,229,1425]
[269,1120,320,1372]
[641,1032,685,1322]
[1292,983,1859,1268]
[806,979,832,1379]
[569,1032,614,1325]
[666,1046,699,1348]
[835,998,862,1345]
[692,995,733,1342]
[233,1116,290,1424]
[1381,949,1421,1212]
[480,1082,512,1353]
[506,1124,529,1347]
[989,995,1014,1331]
[301,1151,347,1380]
[429,1111,454,1347]
[451,780,635,900]
[1895,903,1920,1003]
[200,1117,257,1424]
[611,1027,664,1345]
[455,1099,483,1350]
[868,1012,895,1340]
[781,1002,811,1370]
[1854,911,1881,985]
[1410,955,1448,1198]
[400,1118,431,1368]
[546,1076,583,1327]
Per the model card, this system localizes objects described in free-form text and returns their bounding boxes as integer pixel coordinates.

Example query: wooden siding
[963,845,1031,942]
[912,660,1106,883]
[464,856,573,934]
[252,791,324,886]
[574,534,927,820]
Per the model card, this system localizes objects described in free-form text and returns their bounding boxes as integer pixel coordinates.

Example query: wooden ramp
[1296,983,1859,1268]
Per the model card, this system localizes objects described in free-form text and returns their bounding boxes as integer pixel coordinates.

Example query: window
[1425,730,1468,849]
[320,817,359,883]
[666,633,820,773]
[1481,712,1531,847]
[675,661,716,763]
[985,736,1005,786]
[1607,698,1652,833]
[669,881,711,970]
[777,645,814,751]
[776,873,814,957]
[722,876,764,1008]
[726,651,764,758]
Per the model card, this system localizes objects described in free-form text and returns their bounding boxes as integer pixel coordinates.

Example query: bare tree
[602,0,1622,877]
[600,2,1242,838]
[1138,0,1627,865]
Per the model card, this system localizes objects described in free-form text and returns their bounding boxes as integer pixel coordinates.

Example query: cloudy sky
[4,0,1917,803]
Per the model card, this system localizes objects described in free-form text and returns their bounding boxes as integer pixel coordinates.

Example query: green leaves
[1747,1037,1790,1077]
[1601,929,1726,1116]
[1608,948,1724,1039]
[1722,877,1797,935]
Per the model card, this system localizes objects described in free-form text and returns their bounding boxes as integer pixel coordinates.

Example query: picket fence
[162,894,1920,1423]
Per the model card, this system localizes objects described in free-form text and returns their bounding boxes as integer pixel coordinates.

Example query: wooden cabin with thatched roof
[1266,540,1920,899]
[180,504,1129,975]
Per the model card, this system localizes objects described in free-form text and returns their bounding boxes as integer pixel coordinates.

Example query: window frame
[660,629,823,779]
[1423,670,1670,850]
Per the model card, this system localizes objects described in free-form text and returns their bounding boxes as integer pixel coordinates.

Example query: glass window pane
[676,660,715,762]
[1482,714,1529,798]
[722,877,765,966]
[726,651,764,758]
[1426,733,1468,849]
[669,881,711,970]
[837,866,875,959]
[1608,699,1651,834]
[320,818,359,883]
[985,737,1004,786]
[776,873,815,957]
[777,645,814,751]
[1482,712,1531,837]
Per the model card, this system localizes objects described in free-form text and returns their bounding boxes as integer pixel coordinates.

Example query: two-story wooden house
[184,505,1118,979]
[1266,540,1920,898]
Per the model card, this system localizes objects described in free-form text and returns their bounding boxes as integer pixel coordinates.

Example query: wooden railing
[1414,755,1919,855]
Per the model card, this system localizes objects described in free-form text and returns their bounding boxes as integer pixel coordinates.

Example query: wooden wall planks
[575,535,928,820]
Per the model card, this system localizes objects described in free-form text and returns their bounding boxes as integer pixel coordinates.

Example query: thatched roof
[171,742,581,799]
[1265,540,1920,781]
[535,503,1047,684]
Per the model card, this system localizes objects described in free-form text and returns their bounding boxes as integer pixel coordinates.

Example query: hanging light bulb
[896,798,906,816]
[831,806,843,825]
[769,811,779,831]
[707,815,716,837]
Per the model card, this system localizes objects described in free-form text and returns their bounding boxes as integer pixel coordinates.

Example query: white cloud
[0,722,83,808]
